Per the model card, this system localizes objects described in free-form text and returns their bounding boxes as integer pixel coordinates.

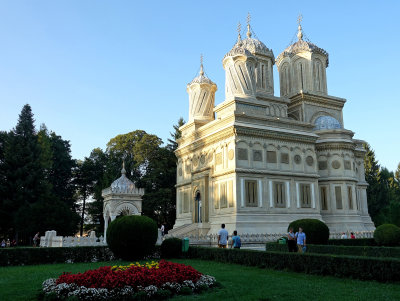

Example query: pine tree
[167,117,185,151]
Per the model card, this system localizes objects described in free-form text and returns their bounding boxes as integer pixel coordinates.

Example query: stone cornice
[316,142,355,152]
[176,126,236,157]
[235,126,318,144]
[318,176,358,183]
[234,168,320,179]
[288,92,346,110]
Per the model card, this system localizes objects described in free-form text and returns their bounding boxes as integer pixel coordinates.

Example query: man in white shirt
[218,224,229,248]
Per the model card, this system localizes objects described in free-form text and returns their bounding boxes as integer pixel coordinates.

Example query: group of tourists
[287,227,307,253]
[217,224,242,249]
[0,238,16,248]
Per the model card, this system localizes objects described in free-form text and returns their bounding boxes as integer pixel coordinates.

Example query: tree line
[364,144,400,226]
[0,104,183,244]
[0,104,398,244]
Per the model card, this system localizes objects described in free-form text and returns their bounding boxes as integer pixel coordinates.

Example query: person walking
[295,227,306,253]
[287,227,297,252]
[231,230,242,249]
[33,232,40,247]
[217,224,229,248]
[161,224,165,237]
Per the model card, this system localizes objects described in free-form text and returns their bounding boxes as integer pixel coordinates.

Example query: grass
[1,259,400,301]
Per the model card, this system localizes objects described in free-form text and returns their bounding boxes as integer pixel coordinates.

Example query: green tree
[167,117,185,151]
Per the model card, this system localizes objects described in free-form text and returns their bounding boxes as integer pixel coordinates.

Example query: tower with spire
[187,55,217,124]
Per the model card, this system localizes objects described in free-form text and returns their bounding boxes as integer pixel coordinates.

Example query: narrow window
[320,186,328,210]
[335,186,343,209]
[348,186,353,210]
[245,180,257,207]
[300,184,311,208]
[274,182,286,208]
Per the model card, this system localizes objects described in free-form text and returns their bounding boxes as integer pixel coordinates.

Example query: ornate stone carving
[178,168,183,176]
[216,153,223,165]
[306,156,314,166]
[332,160,341,169]
[344,160,351,170]
[253,150,262,161]
[193,156,199,166]
[228,149,234,160]
[238,148,248,160]
[294,154,301,164]
[200,154,206,165]
[281,153,289,164]
[267,151,277,163]
[318,161,327,170]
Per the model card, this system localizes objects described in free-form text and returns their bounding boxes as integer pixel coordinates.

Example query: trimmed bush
[0,246,114,266]
[106,215,158,260]
[327,238,376,246]
[188,246,400,283]
[374,224,400,246]
[288,219,329,245]
[266,242,400,258]
[160,237,182,258]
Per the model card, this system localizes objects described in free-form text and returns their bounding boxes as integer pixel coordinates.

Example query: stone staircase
[167,223,210,238]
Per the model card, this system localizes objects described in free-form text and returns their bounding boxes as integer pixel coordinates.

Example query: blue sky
[0,1,399,171]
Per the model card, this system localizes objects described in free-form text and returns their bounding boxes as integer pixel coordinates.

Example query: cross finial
[297,14,303,41]
[121,161,126,175]
[237,21,242,44]
[199,54,204,76]
[297,14,303,26]
[246,12,252,38]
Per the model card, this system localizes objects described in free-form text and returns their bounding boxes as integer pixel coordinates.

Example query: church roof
[188,61,216,86]
[241,24,274,60]
[276,22,329,66]
[110,163,137,193]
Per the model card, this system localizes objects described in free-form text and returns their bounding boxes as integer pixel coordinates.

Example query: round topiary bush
[374,224,400,246]
[106,215,158,260]
[288,219,330,245]
[160,237,182,258]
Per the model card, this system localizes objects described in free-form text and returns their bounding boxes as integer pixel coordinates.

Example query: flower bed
[42,260,216,300]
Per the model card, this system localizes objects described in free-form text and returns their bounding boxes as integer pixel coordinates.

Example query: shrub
[188,246,400,283]
[160,238,182,258]
[0,246,114,266]
[327,238,376,246]
[374,224,400,246]
[106,215,158,260]
[266,242,400,258]
[288,219,329,245]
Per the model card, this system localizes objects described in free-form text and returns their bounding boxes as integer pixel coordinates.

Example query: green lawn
[1,259,399,301]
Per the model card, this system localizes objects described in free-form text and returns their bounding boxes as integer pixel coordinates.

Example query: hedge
[0,246,114,266]
[266,243,400,258]
[327,238,376,246]
[188,246,400,283]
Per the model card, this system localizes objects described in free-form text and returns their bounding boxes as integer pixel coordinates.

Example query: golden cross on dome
[200,54,203,66]
[247,12,251,26]
[200,54,204,76]
[297,14,303,26]
[237,21,241,36]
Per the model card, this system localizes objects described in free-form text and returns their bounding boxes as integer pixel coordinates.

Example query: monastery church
[171,17,375,236]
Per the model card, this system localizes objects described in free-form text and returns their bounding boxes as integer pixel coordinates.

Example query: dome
[314,116,342,131]
[242,26,274,59]
[188,64,216,86]
[110,164,136,192]
[276,23,329,66]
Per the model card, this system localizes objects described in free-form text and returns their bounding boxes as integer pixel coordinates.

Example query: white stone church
[171,18,375,236]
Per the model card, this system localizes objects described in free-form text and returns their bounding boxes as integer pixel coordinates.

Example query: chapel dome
[111,164,136,192]
[314,116,342,131]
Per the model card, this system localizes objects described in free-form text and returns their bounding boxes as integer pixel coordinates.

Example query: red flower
[56,260,202,290]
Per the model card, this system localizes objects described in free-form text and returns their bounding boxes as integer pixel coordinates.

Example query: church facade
[172,19,375,236]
